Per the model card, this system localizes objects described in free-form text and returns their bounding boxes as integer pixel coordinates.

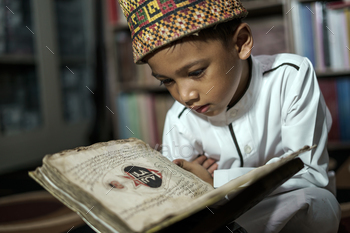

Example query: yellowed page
[41,138,213,232]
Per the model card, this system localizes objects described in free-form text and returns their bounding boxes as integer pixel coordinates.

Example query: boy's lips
[193,104,210,113]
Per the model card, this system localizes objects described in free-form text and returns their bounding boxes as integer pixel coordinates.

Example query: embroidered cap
[118,0,248,63]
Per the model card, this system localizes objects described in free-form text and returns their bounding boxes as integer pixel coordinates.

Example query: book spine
[327,1,350,10]
[318,79,340,142]
[299,3,316,67]
[291,1,303,55]
[339,9,350,69]
[129,93,142,139]
[107,0,117,25]
[346,8,350,67]
[143,94,155,147]
[150,94,160,146]
[336,78,350,141]
[326,8,339,70]
[116,93,127,139]
[137,93,151,145]
[155,95,167,144]
[313,2,325,71]
[0,0,5,54]
[322,2,331,68]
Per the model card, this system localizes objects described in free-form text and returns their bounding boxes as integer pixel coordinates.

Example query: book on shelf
[154,95,168,143]
[55,0,86,57]
[29,138,315,233]
[0,0,34,55]
[321,2,331,69]
[128,93,142,139]
[115,31,137,84]
[336,78,350,141]
[137,64,160,87]
[244,15,287,56]
[116,93,132,139]
[116,93,173,147]
[115,29,160,88]
[107,0,127,26]
[318,79,340,142]
[300,2,316,67]
[0,66,41,135]
[291,0,350,71]
[107,0,118,25]
[137,94,154,146]
[312,2,325,70]
[318,77,350,143]
[147,94,160,146]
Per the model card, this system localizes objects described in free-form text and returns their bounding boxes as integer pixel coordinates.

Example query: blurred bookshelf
[285,0,350,152]
[104,0,350,152]
[0,54,36,64]
[103,0,171,148]
[0,0,96,174]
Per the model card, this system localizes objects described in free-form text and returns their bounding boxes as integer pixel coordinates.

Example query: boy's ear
[232,23,253,60]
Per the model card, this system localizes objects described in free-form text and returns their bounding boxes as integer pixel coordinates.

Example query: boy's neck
[227,57,252,110]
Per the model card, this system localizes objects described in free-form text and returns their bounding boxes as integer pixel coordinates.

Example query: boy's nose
[178,84,199,106]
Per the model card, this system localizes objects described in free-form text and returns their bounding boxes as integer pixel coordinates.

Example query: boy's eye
[188,69,205,77]
[159,78,174,86]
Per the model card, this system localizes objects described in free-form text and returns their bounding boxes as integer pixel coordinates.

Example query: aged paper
[42,138,213,232]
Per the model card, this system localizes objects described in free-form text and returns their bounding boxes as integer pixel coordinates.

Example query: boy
[118,0,341,232]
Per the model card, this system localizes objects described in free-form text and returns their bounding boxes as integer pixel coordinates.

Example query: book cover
[29,138,313,233]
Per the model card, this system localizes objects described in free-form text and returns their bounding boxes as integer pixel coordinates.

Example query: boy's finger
[173,159,183,167]
[173,159,192,172]
[207,163,218,175]
[202,158,217,169]
[193,155,207,165]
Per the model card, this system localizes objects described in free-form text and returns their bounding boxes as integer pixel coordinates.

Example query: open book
[29,138,315,233]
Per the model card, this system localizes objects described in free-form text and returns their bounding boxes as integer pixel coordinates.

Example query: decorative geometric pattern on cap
[118,0,248,63]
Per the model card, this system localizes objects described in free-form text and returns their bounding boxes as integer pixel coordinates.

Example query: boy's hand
[173,155,218,187]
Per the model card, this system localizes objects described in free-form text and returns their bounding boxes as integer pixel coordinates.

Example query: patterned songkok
[118,0,248,63]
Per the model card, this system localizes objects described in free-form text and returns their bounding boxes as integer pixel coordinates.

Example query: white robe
[161,53,341,232]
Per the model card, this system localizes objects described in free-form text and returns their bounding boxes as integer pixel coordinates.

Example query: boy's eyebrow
[152,59,207,78]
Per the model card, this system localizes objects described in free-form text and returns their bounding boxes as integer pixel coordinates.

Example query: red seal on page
[122,166,162,188]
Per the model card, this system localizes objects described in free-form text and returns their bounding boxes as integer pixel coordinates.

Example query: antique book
[29,138,315,233]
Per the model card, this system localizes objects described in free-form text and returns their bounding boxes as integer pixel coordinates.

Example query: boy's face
[147,36,249,117]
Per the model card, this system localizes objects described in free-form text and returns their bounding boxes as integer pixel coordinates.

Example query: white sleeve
[277,57,331,194]
[214,58,332,196]
[161,107,203,162]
